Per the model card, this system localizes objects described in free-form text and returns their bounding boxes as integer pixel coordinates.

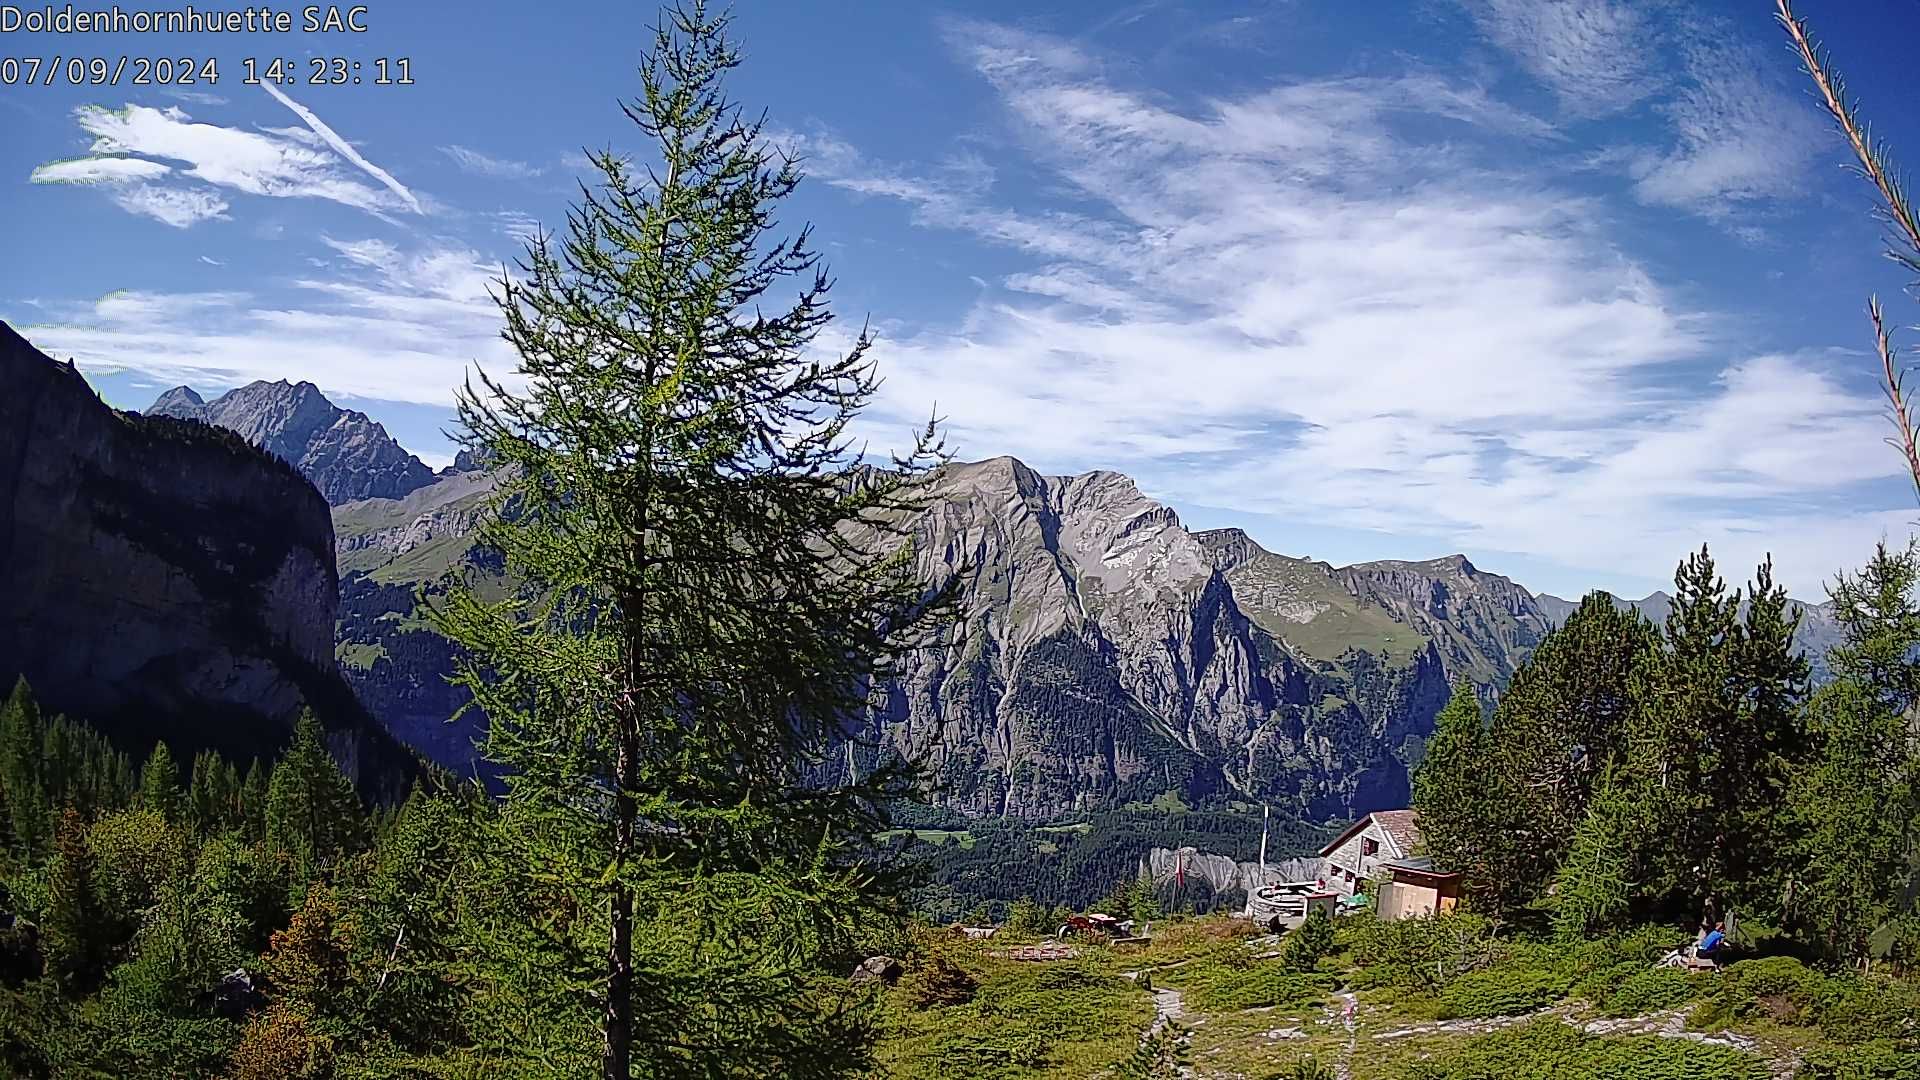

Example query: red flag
[1176,853,1186,889]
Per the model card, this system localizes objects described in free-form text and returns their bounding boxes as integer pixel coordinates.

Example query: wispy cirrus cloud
[1455,0,1825,225]
[21,236,510,407]
[110,185,231,228]
[440,144,545,180]
[805,19,1901,596]
[1457,0,1656,116]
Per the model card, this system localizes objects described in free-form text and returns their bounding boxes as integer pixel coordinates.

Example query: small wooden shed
[1373,857,1463,921]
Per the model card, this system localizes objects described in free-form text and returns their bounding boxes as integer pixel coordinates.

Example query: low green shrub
[1279,908,1337,972]
[1691,955,1822,1028]
[1571,959,1643,1008]
[1349,911,1500,992]
[1437,967,1565,1019]
[1811,975,1920,1046]
[902,955,978,1009]
[1724,956,1821,1001]
[1602,967,1700,1017]
[1796,1040,1920,1080]
[1180,960,1335,1012]
[1404,1017,1769,1080]
[1684,955,1920,1046]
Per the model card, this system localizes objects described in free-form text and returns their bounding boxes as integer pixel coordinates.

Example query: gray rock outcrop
[1140,846,1323,897]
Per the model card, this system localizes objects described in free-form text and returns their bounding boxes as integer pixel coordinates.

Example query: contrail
[260,81,422,214]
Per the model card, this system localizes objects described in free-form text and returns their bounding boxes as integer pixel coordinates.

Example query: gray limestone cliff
[850,459,1554,818]
[1140,847,1323,898]
[0,321,413,788]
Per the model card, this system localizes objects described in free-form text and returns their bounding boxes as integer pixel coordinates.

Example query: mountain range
[101,374,1847,816]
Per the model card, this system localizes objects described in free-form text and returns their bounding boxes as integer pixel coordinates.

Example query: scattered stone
[850,955,903,986]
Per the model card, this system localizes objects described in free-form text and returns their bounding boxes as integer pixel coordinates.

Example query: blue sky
[4,0,1918,600]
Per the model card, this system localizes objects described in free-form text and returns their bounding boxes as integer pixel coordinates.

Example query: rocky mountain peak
[148,385,206,416]
[146,380,437,506]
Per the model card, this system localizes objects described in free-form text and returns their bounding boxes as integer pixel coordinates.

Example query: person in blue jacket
[1695,921,1727,960]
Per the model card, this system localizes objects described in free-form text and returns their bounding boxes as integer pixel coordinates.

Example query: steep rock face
[148,380,436,505]
[868,459,1288,816]
[0,322,411,787]
[1334,555,1549,683]
[1200,530,1553,803]
[332,470,501,776]
[855,459,1454,818]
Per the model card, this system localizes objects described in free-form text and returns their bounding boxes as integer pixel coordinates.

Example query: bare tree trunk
[604,732,636,1080]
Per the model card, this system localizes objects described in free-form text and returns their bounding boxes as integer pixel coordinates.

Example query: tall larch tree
[428,5,957,1077]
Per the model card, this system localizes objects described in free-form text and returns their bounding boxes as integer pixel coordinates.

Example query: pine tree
[240,758,270,841]
[1411,681,1502,900]
[1624,546,1741,920]
[263,713,365,901]
[1498,593,1654,851]
[427,6,956,1075]
[0,676,50,860]
[138,740,184,824]
[349,786,475,1048]
[1720,557,1812,919]
[1279,906,1335,971]
[43,808,110,992]
[186,749,245,836]
[1790,542,1920,964]
[189,750,222,834]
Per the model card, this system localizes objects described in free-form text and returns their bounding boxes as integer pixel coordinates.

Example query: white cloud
[36,96,418,225]
[1627,49,1825,217]
[30,157,172,184]
[441,144,545,179]
[485,209,544,244]
[111,185,230,227]
[1457,0,1655,115]
[812,20,1907,597]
